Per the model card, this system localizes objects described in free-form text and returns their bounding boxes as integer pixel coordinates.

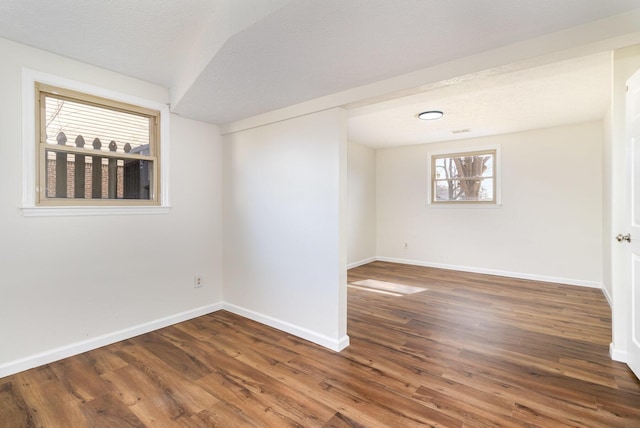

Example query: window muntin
[36,83,160,206]
[431,149,496,203]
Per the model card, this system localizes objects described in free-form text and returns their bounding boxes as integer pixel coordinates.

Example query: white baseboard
[222,303,350,352]
[0,303,222,379]
[601,286,613,308]
[347,257,377,270]
[610,343,628,363]
[1,252,604,379]
[0,300,351,379]
[376,257,603,289]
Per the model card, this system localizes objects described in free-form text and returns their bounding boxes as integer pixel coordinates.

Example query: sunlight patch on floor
[348,279,428,296]
[347,284,404,296]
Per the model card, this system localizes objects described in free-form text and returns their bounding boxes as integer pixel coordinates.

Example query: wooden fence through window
[46,132,150,200]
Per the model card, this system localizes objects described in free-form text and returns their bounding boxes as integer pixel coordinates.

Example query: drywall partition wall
[347,141,376,268]
[223,108,349,351]
[376,121,603,287]
[0,37,224,377]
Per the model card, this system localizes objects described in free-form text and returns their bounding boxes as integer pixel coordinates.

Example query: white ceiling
[0,0,638,146]
[348,52,612,148]
[0,0,218,88]
[171,0,640,124]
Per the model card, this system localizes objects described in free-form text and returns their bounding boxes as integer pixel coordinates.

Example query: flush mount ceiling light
[417,110,443,120]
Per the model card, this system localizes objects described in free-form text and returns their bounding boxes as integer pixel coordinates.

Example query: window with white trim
[430,148,498,204]
[35,83,161,206]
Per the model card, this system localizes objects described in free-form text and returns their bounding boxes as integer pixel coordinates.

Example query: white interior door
[626,68,640,379]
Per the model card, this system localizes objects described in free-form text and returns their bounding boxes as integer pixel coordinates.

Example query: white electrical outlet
[194,276,202,288]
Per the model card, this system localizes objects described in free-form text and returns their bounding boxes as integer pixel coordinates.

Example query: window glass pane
[479,178,493,200]
[45,149,153,200]
[434,157,454,179]
[433,178,493,202]
[434,180,455,201]
[432,150,496,203]
[44,96,151,154]
[434,153,493,179]
[482,156,493,177]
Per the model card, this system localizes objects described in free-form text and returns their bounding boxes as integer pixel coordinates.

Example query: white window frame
[21,68,171,216]
[427,145,501,207]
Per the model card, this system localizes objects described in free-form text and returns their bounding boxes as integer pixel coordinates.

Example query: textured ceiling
[348,52,612,148]
[0,0,638,135]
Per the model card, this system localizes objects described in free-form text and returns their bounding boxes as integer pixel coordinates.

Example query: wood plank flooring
[1,261,639,427]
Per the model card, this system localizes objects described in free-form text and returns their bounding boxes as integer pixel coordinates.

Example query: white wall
[0,38,223,376]
[347,141,376,267]
[376,122,603,286]
[222,108,349,351]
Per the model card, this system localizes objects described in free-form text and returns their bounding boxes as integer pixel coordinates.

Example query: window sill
[20,205,172,217]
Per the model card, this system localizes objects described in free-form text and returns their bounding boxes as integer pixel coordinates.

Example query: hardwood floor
[1,261,639,427]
